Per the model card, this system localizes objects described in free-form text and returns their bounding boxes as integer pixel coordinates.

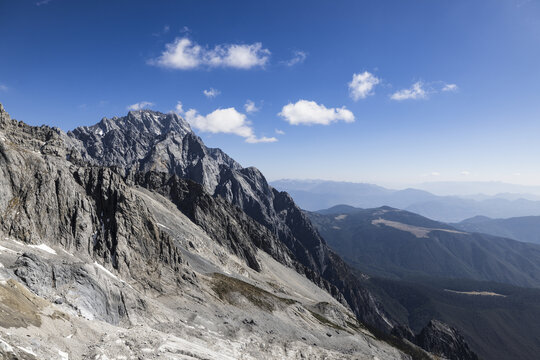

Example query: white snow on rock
[156,223,171,230]
[0,338,14,353]
[28,244,57,255]
[58,349,69,360]
[0,245,16,254]
[93,262,119,281]
[17,346,36,356]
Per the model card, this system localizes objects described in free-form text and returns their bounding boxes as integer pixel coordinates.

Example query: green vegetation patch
[211,273,296,312]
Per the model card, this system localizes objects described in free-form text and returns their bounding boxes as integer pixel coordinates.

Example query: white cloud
[442,83,458,92]
[390,82,427,101]
[184,107,276,144]
[461,170,470,176]
[151,37,270,70]
[431,172,441,176]
[279,100,355,126]
[175,101,184,114]
[0,84,8,92]
[244,100,260,113]
[127,101,154,111]
[151,38,201,69]
[284,50,307,66]
[348,71,380,100]
[36,0,52,5]
[275,129,285,135]
[245,136,278,143]
[203,88,220,98]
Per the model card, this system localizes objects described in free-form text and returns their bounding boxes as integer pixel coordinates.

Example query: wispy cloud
[461,170,471,176]
[283,50,307,66]
[36,0,52,6]
[442,83,459,92]
[184,106,277,144]
[0,84,8,92]
[152,25,170,37]
[279,100,355,126]
[245,136,278,144]
[348,71,380,101]
[203,88,220,98]
[149,37,270,70]
[390,81,427,101]
[275,129,285,135]
[127,101,154,110]
[244,100,260,113]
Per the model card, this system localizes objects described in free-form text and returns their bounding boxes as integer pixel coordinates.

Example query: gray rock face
[67,110,398,333]
[13,253,131,324]
[0,106,184,289]
[0,104,477,359]
[416,320,479,360]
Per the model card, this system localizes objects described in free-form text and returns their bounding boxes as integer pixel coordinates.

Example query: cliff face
[0,107,183,288]
[67,109,400,332]
[416,320,479,360]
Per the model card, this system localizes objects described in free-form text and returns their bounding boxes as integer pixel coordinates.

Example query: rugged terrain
[307,205,540,359]
[307,205,540,287]
[0,104,478,359]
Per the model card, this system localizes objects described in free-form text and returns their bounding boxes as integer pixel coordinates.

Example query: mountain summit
[0,105,476,359]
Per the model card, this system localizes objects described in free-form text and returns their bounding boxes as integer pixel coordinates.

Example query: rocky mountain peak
[416,320,479,360]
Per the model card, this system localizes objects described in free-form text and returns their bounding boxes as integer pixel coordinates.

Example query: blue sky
[1,0,540,186]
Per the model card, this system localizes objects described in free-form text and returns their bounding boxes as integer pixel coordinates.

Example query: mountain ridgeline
[453,215,540,245]
[272,179,540,222]
[307,205,540,287]
[66,109,395,332]
[307,205,540,360]
[0,104,481,359]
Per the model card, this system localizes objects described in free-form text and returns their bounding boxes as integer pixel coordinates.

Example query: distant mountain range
[272,179,540,222]
[307,205,540,287]
[453,215,540,245]
[415,181,540,197]
[307,205,540,360]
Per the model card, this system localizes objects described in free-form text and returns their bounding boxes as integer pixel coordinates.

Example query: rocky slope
[66,109,400,333]
[0,103,474,359]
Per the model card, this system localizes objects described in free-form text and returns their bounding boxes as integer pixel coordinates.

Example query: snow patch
[157,223,171,230]
[11,239,25,246]
[0,245,16,254]
[58,350,69,360]
[93,262,119,281]
[28,244,57,255]
[0,338,14,353]
[61,248,74,256]
[17,346,36,356]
